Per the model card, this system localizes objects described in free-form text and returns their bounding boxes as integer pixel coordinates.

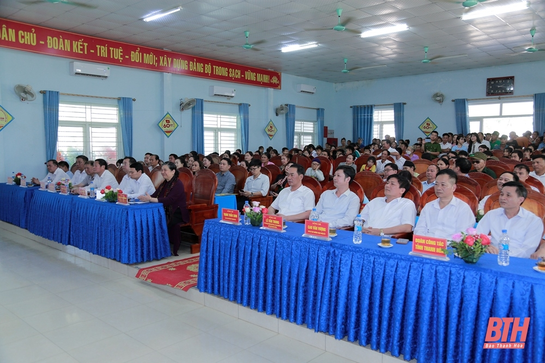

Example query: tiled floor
[0,222,412,363]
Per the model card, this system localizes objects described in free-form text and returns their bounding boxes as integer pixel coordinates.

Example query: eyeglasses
[249,167,258,171]
[472,160,481,164]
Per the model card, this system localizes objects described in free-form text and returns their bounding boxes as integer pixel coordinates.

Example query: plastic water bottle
[353,214,363,244]
[498,229,510,266]
[11,171,15,183]
[309,208,319,221]
[46,176,52,189]
[89,181,96,199]
[243,200,251,225]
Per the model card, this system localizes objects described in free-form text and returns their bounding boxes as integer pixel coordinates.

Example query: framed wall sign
[486,76,514,96]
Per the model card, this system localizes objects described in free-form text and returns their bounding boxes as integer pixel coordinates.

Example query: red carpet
[135,256,199,291]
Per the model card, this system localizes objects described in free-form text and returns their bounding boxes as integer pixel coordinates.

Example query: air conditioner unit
[297,83,316,94]
[209,86,235,98]
[69,61,110,79]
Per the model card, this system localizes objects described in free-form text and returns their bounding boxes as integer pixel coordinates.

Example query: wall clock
[486,76,514,96]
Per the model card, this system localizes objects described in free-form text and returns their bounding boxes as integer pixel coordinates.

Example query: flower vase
[461,254,481,264]
[250,215,262,227]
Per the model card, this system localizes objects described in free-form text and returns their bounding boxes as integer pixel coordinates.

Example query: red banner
[304,220,330,239]
[412,235,447,257]
[262,214,283,231]
[0,18,281,89]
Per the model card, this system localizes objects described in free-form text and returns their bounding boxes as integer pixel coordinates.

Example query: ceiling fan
[241,31,264,51]
[325,58,386,73]
[524,27,545,53]
[421,46,467,63]
[438,0,495,8]
[19,0,97,9]
[305,8,359,34]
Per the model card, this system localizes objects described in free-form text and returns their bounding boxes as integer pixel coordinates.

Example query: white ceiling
[1,0,545,83]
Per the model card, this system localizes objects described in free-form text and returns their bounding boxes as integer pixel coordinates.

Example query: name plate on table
[60,184,68,195]
[7,177,13,184]
[410,235,450,261]
[220,208,240,225]
[117,193,128,205]
[78,188,88,198]
[47,182,55,192]
[261,214,284,232]
[303,220,331,241]
[39,181,45,190]
[20,177,26,187]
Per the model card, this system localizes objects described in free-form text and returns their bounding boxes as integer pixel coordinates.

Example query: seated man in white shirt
[414,169,475,239]
[124,162,155,199]
[514,163,540,192]
[91,158,119,190]
[237,159,270,209]
[422,164,438,192]
[360,174,416,236]
[376,150,392,175]
[31,159,69,186]
[71,155,88,185]
[477,181,544,259]
[119,156,137,191]
[58,161,73,179]
[314,165,360,228]
[269,163,315,221]
[530,155,545,188]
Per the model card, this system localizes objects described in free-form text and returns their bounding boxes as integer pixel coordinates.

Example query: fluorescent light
[281,42,318,53]
[143,6,182,22]
[462,1,528,20]
[360,24,408,38]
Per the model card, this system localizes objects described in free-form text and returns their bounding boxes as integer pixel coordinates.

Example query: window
[204,113,239,155]
[57,102,121,166]
[373,107,395,140]
[468,99,533,135]
[293,120,315,149]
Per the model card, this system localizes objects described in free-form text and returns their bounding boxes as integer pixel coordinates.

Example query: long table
[0,183,37,229]
[198,219,545,363]
[25,190,171,263]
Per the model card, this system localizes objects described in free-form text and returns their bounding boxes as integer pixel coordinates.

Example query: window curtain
[393,103,404,141]
[239,103,250,152]
[118,97,133,157]
[317,108,324,146]
[352,105,374,146]
[43,90,59,161]
[454,99,469,135]
[192,98,204,154]
[286,104,296,150]
[533,93,545,133]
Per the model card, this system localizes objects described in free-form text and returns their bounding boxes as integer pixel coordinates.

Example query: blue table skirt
[27,191,171,263]
[0,183,37,229]
[198,219,545,363]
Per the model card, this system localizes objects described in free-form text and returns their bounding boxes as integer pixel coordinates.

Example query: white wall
[0,47,334,179]
[333,60,545,143]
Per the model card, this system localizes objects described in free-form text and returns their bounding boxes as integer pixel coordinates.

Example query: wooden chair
[107,163,117,176]
[467,172,494,194]
[413,151,423,158]
[523,161,534,171]
[481,180,499,200]
[177,171,193,203]
[302,176,323,204]
[485,165,508,178]
[263,164,281,186]
[354,171,383,199]
[270,156,283,167]
[230,165,249,194]
[150,170,165,189]
[317,156,333,177]
[115,168,126,184]
[355,155,370,172]
[413,159,432,175]
[492,149,504,158]
[322,180,365,205]
[420,186,478,216]
[417,173,427,182]
[371,183,421,212]
[260,167,272,185]
[411,177,423,193]
[292,155,311,170]
[208,164,220,173]
[457,175,481,200]
[526,176,545,193]
[180,169,219,254]
[500,159,518,170]
[332,155,347,171]
[249,195,273,208]
[372,149,382,156]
